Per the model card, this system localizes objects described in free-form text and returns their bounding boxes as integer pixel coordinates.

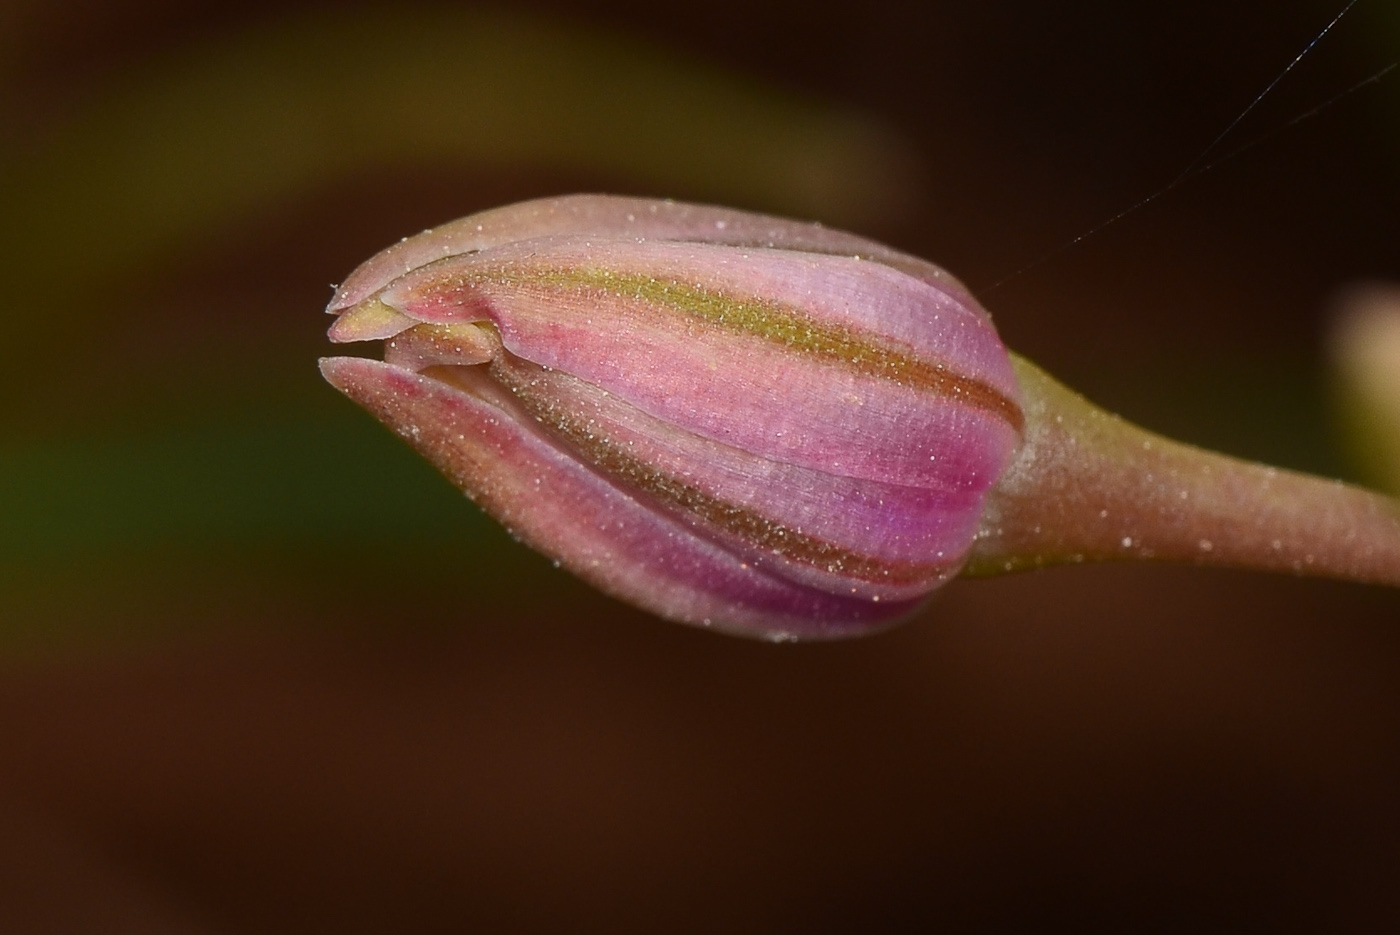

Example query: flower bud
[322,195,1023,639]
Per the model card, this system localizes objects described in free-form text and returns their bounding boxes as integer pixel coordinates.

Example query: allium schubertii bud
[323,195,1400,640]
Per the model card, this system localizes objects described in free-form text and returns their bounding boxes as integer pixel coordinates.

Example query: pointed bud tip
[327,298,418,342]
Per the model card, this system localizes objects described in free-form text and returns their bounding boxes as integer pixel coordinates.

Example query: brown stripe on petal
[463,359,954,589]
[416,262,1024,432]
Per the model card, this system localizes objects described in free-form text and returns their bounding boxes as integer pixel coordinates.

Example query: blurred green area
[1,6,911,320]
[0,5,922,654]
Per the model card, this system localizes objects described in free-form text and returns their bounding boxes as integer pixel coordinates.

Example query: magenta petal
[481,355,982,587]
[319,356,925,639]
[378,236,1020,490]
[330,195,982,314]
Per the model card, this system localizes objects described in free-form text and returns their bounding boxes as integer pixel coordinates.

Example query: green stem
[965,354,1400,587]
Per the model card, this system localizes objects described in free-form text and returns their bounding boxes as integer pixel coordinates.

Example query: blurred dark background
[1,0,1399,930]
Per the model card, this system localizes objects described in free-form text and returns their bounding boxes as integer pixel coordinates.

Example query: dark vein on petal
[416,263,1024,432]
[463,360,958,589]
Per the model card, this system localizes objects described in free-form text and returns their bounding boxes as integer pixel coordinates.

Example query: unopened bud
[322,195,1021,638]
[323,196,1400,639]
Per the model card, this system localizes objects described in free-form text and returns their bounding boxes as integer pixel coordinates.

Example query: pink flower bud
[322,195,1024,638]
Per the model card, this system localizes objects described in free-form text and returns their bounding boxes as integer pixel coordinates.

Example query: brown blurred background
[1,0,1399,930]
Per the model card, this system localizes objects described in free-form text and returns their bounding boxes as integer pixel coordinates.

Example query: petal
[377,236,1021,489]
[319,356,926,639]
[330,195,981,314]
[479,353,983,569]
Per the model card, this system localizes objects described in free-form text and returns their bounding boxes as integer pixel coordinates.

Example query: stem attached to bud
[965,355,1400,586]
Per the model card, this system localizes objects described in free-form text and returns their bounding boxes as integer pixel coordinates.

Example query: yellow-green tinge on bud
[322,195,1400,640]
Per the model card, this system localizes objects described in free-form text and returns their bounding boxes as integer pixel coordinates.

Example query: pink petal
[378,236,1020,489]
[330,194,981,314]
[319,356,927,639]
